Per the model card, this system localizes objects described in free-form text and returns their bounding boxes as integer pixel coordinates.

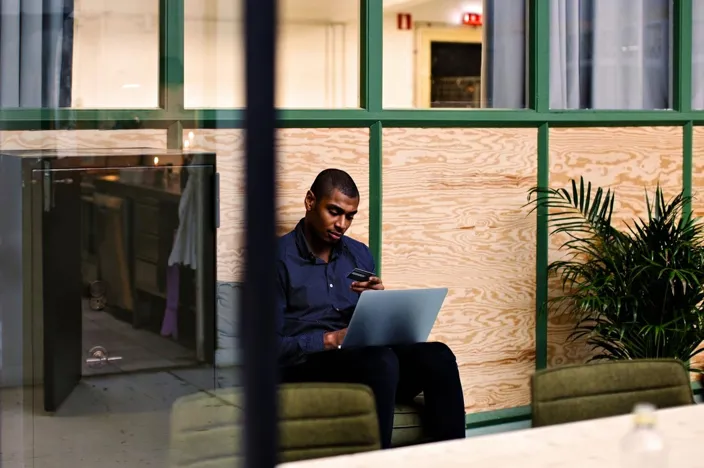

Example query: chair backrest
[531,359,694,428]
[170,382,380,467]
[278,383,381,461]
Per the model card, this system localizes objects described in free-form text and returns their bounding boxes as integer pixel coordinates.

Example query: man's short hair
[310,168,360,200]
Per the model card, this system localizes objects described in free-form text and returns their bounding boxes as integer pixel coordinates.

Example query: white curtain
[483,0,674,109]
[0,0,74,108]
[482,0,527,108]
[550,0,671,109]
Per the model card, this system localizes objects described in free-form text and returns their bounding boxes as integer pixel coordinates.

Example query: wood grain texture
[382,128,538,413]
[184,129,370,282]
[548,127,683,370]
[691,127,704,220]
[0,129,166,151]
[690,127,704,374]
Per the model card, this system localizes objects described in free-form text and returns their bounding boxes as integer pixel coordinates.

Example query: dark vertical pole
[241,0,278,466]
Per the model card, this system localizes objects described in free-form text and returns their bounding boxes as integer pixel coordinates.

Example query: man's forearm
[278,330,326,363]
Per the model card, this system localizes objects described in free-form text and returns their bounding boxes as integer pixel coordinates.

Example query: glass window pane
[0,132,233,467]
[382,0,528,109]
[693,0,704,109]
[549,0,672,110]
[184,0,360,109]
[0,0,160,109]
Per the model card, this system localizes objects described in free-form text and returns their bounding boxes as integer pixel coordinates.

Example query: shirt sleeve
[275,262,325,365]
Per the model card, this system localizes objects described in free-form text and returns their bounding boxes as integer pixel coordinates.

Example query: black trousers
[280,342,466,449]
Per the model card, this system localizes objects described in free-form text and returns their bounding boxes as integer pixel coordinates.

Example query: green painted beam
[9,108,704,130]
[673,0,693,113]
[268,109,704,127]
[159,0,185,112]
[684,121,693,216]
[360,0,383,112]
[535,123,549,370]
[528,0,550,112]
[0,109,173,130]
[465,406,531,430]
[369,122,383,274]
[167,121,184,150]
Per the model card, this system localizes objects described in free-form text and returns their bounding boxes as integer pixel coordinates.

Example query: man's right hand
[323,328,347,350]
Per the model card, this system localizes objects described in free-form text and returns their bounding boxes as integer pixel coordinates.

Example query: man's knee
[415,342,459,378]
[423,342,457,363]
[357,346,400,379]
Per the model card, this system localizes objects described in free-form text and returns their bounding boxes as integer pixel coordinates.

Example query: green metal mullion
[0,109,177,130]
[683,121,693,216]
[369,122,383,274]
[673,0,693,112]
[180,110,245,129]
[535,123,549,370]
[360,0,383,111]
[528,0,550,112]
[7,108,704,130]
[167,121,184,149]
[159,0,185,112]
[684,128,692,375]
[465,405,531,430]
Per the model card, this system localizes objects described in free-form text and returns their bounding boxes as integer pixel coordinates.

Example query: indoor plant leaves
[526,177,704,372]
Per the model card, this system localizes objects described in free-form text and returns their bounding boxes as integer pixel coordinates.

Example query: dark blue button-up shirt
[276,219,376,366]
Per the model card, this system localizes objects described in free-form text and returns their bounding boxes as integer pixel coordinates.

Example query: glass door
[26,161,220,467]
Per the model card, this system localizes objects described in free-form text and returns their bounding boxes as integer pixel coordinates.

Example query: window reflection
[382,0,527,109]
[0,0,161,109]
[184,0,360,108]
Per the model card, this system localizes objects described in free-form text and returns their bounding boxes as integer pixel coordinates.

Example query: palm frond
[528,178,704,366]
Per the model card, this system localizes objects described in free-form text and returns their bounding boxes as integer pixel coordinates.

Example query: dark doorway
[33,152,217,412]
[430,41,482,108]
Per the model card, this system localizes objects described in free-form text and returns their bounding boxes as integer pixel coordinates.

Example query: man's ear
[304,190,316,212]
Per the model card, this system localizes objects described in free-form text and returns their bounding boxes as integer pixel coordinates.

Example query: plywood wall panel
[382,128,538,413]
[275,129,370,242]
[548,127,683,369]
[0,129,167,150]
[691,127,704,218]
[185,130,246,284]
[689,127,704,374]
[186,128,369,283]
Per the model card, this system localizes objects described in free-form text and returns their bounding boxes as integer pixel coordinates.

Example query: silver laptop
[340,288,448,349]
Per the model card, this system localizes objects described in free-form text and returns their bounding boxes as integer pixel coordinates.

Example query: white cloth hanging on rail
[168,159,204,269]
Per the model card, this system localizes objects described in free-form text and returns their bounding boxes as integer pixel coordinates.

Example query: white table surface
[281,404,704,468]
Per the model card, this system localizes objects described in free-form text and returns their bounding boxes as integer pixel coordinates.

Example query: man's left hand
[351,276,385,293]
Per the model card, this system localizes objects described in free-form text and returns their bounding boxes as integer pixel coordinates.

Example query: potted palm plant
[527,177,704,371]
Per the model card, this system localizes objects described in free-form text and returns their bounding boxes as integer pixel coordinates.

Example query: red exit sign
[462,12,483,26]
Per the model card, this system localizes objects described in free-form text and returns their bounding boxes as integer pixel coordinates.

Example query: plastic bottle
[620,403,667,468]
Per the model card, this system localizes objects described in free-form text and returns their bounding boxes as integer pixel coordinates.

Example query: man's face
[305,188,359,244]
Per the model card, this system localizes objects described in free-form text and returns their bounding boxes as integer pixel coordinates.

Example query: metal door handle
[86,346,122,368]
[53,178,74,184]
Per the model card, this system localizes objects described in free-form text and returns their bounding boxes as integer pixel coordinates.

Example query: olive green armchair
[531,359,694,428]
[170,383,381,467]
[391,395,429,447]
[170,383,431,467]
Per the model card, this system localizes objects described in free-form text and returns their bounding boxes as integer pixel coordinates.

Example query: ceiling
[75,0,483,23]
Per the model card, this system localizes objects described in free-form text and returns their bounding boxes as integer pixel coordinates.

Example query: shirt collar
[294,218,347,262]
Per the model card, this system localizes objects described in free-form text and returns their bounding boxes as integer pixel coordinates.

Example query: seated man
[276,168,466,449]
